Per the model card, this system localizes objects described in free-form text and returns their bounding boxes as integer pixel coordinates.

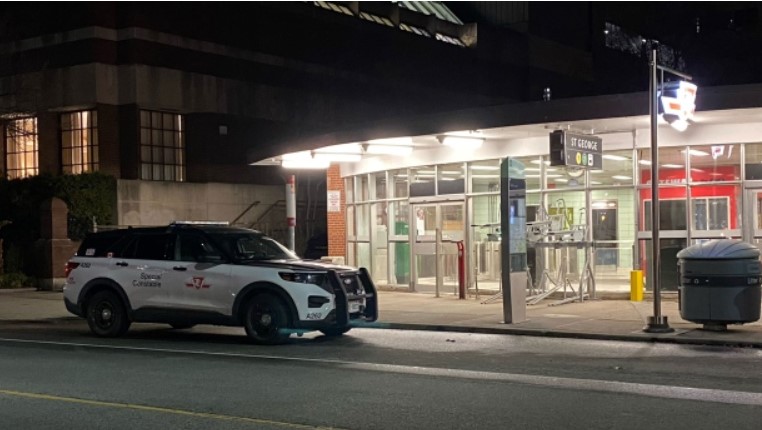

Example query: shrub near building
[0,173,116,282]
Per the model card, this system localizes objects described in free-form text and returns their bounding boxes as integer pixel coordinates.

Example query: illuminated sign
[660,80,697,131]
[548,130,602,169]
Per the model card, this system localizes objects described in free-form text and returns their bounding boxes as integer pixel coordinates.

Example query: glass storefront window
[525,193,541,221]
[356,175,369,202]
[410,165,436,197]
[469,160,500,193]
[471,195,501,288]
[516,156,542,191]
[437,163,465,195]
[595,150,634,186]
[690,185,740,232]
[689,144,740,182]
[545,190,587,231]
[346,242,356,267]
[637,146,687,187]
[356,204,370,239]
[547,166,585,189]
[390,201,410,238]
[744,143,762,180]
[374,172,387,200]
[471,195,500,229]
[339,141,758,293]
[642,193,688,231]
[356,242,371,271]
[371,202,389,283]
[345,178,354,204]
[389,201,410,285]
[390,169,409,198]
[346,205,355,239]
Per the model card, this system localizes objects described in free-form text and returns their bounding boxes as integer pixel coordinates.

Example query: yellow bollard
[630,270,644,302]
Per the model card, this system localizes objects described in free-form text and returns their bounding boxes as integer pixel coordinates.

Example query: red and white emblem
[185,276,210,289]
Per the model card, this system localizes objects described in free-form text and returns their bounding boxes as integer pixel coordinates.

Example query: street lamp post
[644,49,693,333]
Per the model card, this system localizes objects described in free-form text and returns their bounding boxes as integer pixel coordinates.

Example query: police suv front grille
[339,272,363,296]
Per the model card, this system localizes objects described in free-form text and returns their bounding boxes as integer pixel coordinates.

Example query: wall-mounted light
[437,135,484,149]
[363,144,413,155]
[313,153,362,162]
[281,151,312,161]
[282,159,330,169]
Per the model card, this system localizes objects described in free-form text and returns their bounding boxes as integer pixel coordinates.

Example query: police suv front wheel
[86,290,131,337]
[244,294,290,345]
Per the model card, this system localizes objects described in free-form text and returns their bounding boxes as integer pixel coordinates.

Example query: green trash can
[395,221,410,284]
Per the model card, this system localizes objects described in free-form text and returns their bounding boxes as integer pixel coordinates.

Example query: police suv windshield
[208,232,298,261]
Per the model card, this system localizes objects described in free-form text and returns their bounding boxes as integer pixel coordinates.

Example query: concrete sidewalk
[1,288,761,348]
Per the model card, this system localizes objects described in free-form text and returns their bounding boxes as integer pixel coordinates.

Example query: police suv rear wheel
[86,290,130,337]
[244,294,290,345]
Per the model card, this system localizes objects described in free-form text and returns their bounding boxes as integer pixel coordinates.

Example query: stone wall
[117,179,282,226]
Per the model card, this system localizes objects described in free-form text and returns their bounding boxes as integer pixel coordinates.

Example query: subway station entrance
[248,95,762,303]
[411,201,465,296]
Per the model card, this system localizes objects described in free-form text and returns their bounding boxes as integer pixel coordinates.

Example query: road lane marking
[0,389,343,430]
[2,337,762,407]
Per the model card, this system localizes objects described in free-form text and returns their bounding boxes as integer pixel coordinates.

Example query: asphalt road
[1,319,762,429]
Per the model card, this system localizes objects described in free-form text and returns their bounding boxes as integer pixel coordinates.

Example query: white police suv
[63,222,378,344]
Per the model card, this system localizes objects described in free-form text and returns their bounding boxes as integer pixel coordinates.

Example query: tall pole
[286,175,296,252]
[645,49,674,333]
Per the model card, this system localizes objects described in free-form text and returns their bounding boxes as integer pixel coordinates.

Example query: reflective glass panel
[689,144,740,182]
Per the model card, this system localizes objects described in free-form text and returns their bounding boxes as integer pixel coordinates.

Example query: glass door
[412,202,465,296]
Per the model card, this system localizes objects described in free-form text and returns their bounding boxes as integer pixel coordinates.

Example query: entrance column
[326,165,347,261]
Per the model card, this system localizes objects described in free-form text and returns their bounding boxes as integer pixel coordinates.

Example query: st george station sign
[548,130,602,169]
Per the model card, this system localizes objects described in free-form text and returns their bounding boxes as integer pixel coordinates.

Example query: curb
[363,322,762,349]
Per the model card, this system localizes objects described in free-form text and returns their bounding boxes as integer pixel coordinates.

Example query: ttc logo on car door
[185,276,211,289]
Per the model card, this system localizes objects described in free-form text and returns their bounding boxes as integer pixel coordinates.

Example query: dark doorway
[592,205,618,266]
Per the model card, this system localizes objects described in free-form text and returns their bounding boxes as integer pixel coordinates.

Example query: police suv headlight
[279,272,325,286]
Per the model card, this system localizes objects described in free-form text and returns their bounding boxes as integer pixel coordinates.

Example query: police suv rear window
[77,232,129,257]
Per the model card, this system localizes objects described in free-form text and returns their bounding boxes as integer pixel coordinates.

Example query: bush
[0,172,116,241]
[0,273,33,289]
[2,244,22,274]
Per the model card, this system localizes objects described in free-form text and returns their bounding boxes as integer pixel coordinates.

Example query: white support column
[286,175,296,251]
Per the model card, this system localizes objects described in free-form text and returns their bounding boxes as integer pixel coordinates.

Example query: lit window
[139,110,185,182]
[4,117,38,179]
[61,110,98,174]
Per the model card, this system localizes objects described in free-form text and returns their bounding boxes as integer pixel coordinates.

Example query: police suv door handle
[172,266,187,271]
[115,261,128,267]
